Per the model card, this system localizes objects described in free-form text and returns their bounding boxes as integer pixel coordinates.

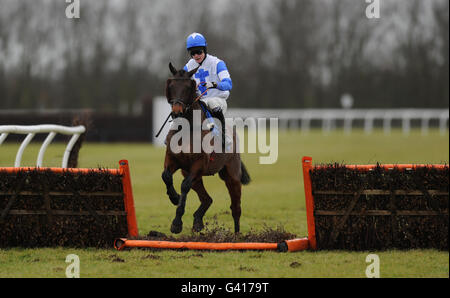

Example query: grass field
[0,129,448,278]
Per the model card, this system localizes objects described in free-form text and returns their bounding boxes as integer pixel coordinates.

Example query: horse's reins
[155,81,210,138]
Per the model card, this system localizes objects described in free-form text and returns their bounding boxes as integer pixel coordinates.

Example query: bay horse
[162,62,251,234]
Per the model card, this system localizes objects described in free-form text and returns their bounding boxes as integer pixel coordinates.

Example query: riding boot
[211,109,229,151]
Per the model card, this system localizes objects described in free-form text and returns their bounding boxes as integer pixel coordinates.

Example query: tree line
[0,0,448,113]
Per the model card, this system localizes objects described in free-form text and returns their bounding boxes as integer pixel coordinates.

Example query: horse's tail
[240,161,251,185]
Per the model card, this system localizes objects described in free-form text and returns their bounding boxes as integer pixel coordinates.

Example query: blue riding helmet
[186,32,207,50]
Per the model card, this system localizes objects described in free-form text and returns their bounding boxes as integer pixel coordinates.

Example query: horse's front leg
[170,175,194,234]
[162,167,180,206]
[191,178,213,232]
[162,152,180,205]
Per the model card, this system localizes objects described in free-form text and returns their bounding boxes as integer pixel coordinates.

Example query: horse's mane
[178,69,188,77]
[171,69,190,78]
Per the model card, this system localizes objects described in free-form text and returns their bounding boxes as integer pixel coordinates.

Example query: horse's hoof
[169,194,180,206]
[171,221,183,234]
[192,221,204,232]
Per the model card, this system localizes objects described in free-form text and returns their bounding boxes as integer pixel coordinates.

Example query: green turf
[0,129,448,278]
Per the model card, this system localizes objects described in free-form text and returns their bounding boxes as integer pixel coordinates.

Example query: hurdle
[302,156,448,250]
[0,125,138,247]
[113,157,316,252]
[112,159,315,252]
[0,160,138,247]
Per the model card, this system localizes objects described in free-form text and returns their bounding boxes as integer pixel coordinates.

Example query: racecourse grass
[0,129,448,278]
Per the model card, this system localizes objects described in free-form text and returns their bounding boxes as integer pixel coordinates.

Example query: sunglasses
[190,49,204,56]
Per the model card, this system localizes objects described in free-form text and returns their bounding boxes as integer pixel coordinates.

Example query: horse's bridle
[155,78,209,138]
[168,77,209,116]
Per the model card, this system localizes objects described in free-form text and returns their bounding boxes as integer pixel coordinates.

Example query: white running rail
[0,124,86,168]
[226,108,449,135]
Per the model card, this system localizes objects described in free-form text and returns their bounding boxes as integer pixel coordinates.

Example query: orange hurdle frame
[301,156,317,250]
[119,160,139,237]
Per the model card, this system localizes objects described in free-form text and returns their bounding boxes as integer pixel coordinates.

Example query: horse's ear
[169,62,177,75]
[187,65,200,77]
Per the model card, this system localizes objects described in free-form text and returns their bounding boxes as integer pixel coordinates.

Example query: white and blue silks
[183,54,232,113]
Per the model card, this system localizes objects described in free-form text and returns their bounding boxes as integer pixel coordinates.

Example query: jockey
[183,32,232,149]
